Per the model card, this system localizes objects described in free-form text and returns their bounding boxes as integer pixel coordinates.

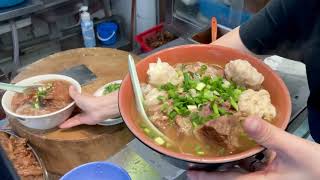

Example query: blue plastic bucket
[60,162,131,180]
[97,22,118,45]
[0,0,25,8]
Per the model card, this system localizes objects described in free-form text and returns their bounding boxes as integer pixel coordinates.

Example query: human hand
[59,86,120,128]
[188,117,320,180]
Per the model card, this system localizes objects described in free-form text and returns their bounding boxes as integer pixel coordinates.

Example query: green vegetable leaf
[190,113,205,127]
[160,83,176,91]
[161,103,169,112]
[200,65,207,74]
[157,95,166,102]
[103,83,121,95]
[196,82,206,91]
[230,97,238,111]
[168,111,177,120]
[32,83,53,109]
[183,72,197,91]
[218,108,227,115]
[212,103,219,115]
[195,144,205,155]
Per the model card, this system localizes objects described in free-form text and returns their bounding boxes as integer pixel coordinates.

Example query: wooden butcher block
[9,48,140,176]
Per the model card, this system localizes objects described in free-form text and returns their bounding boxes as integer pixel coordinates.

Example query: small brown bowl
[119,45,291,169]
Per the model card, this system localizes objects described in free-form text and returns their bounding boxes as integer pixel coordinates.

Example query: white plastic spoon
[0,82,43,93]
[128,54,173,144]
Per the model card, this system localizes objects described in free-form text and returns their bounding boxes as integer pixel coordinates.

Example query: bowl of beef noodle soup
[119,45,291,169]
[1,74,81,130]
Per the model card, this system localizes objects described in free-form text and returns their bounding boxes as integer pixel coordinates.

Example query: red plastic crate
[135,24,164,52]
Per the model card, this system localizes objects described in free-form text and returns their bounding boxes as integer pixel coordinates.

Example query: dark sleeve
[240,0,318,56]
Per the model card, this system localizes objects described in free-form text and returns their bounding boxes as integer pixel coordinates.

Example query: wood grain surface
[9,48,140,177]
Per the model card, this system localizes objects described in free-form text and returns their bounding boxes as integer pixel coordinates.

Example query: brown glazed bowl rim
[119,44,291,164]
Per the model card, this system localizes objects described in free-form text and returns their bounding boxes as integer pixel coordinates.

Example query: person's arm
[212,27,271,60]
[212,27,252,55]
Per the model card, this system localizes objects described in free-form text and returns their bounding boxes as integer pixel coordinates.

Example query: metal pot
[0,130,49,180]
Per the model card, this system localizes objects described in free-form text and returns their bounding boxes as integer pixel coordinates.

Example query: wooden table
[9,48,140,178]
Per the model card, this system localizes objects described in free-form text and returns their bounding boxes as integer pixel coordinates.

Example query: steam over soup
[12,80,72,116]
[139,59,276,156]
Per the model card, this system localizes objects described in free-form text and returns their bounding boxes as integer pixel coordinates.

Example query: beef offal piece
[175,115,193,136]
[194,115,244,151]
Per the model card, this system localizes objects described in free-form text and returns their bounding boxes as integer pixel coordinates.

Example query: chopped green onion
[203,90,214,100]
[196,82,206,91]
[189,89,197,97]
[143,128,151,135]
[195,145,205,155]
[218,108,227,115]
[154,137,165,145]
[160,83,176,91]
[190,113,205,127]
[168,111,177,120]
[157,95,165,102]
[206,113,220,121]
[168,89,177,98]
[193,73,201,80]
[174,107,181,114]
[165,143,172,148]
[212,103,219,115]
[32,82,54,109]
[33,103,40,109]
[222,79,231,88]
[218,148,225,155]
[199,65,207,75]
[230,97,238,111]
[233,89,243,100]
[192,121,198,127]
[177,87,184,93]
[187,105,198,112]
[161,103,169,112]
[196,151,205,155]
[177,70,183,77]
[213,90,220,96]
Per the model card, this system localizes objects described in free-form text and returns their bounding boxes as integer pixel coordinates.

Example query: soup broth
[12,80,72,116]
[139,60,276,157]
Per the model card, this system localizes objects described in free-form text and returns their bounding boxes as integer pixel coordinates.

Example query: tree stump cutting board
[9,48,140,176]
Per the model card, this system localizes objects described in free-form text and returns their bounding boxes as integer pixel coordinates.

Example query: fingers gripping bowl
[119,45,291,168]
[1,74,81,130]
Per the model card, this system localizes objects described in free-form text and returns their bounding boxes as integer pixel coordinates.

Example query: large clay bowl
[119,45,291,169]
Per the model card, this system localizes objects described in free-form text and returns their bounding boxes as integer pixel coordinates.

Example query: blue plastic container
[97,22,118,45]
[199,0,251,28]
[60,162,131,180]
[0,0,25,8]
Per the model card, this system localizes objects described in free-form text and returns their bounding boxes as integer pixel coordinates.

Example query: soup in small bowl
[1,74,81,130]
[119,45,291,169]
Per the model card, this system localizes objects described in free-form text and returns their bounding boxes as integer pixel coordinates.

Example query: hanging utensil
[128,54,172,144]
[211,17,218,42]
